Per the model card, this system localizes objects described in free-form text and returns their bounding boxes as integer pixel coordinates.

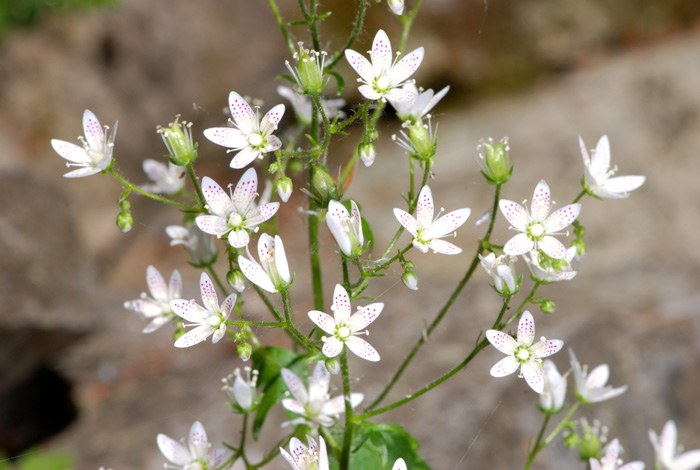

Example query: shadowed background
[1,0,700,468]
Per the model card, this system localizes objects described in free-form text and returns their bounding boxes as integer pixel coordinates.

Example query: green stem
[207,265,227,294]
[339,351,354,470]
[524,413,551,470]
[572,188,587,204]
[543,401,580,447]
[311,94,331,164]
[281,289,295,324]
[309,0,321,51]
[227,320,287,328]
[342,258,350,289]
[380,227,405,259]
[398,0,423,52]
[186,162,204,206]
[269,0,296,55]
[252,284,284,322]
[325,0,367,70]
[109,168,197,211]
[308,202,324,311]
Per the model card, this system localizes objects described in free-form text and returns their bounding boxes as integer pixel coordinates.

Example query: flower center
[248,133,264,147]
[228,212,244,228]
[185,461,206,470]
[207,314,222,327]
[375,75,391,92]
[337,326,351,339]
[516,347,530,361]
[528,223,545,239]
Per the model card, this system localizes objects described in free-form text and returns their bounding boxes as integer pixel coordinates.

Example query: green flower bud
[564,432,580,449]
[403,260,416,270]
[359,142,376,167]
[276,176,293,202]
[401,270,418,291]
[540,299,556,314]
[286,43,327,94]
[227,269,246,293]
[237,342,253,362]
[325,357,340,375]
[309,164,337,206]
[579,422,603,461]
[476,137,512,185]
[116,211,133,233]
[157,116,197,166]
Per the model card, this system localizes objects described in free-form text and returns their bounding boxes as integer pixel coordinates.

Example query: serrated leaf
[251,346,307,439]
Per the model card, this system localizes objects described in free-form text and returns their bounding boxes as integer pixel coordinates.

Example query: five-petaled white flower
[308,284,383,362]
[195,168,280,248]
[157,421,226,470]
[222,367,258,412]
[281,362,363,427]
[569,349,627,404]
[524,246,577,283]
[393,185,471,255]
[649,420,700,470]
[169,272,236,348]
[580,135,645,199]
[238,233,291,293]
[539,359,568,413]
[479,252,517,294]
[499,180,581,259]
[203,91,285,169]
[345,29,424,102]
[51,109,117,178]
[123,266,182,334]
[166,225,217,267]
[590,439,645,470]
[326,200,365,257]
[140,159,185,195]
[486,311,564,393]
[388,82,450,122]
[280,435,330,470]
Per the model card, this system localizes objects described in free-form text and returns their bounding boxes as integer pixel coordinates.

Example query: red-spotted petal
[143,315,169,333]
[538,235,567,260]
[332,284,351,323]
[169,270,182,298]
[196,215,229,237]
[281,368,308,404]
[530,180,551,222]
[229,147,260,169]
[232,168,258,212]
[157,433,191,465]
[146,265,168,301]
[486,330,517,355]
[51,139,89,163]
[522,361,545,393]
[203,127,247,149]
[221,294,236,318]
[344,49,375,83]
[308,362,330,403]
[517,311,536,345]
[308,310,336,335]
[370,29,393,74]
[532,339,563,359]
[245,202,280,227]
[345,336,380,362]
[228,91,257,134]
[427,239,462,255]
[260,104,285,135]
[390,47,424,84]
[239,255,275,293]
[263,135,282,153]
[385,87,416,102]
[348,302,383,332]
[174,324,211,348]
[199,272,219,312]
[188,421,208,459]
[358,85,383,101]
[201,176,233,216]
[490,356,519,377]
[273,235,291,284]
[281,398,306,416]
[227,229,250,248]
[598,175,645,198]
[499,199,529,231]
[426,208,471,239]
[503,232,534,256]
[415,185,434,230]
[170,299,208,322]
[63,166,102,178]
[544,204,580,233]
[82,109,104,151]
[591,135,611,175]
[322,336,344,358]
[393,208,418,235]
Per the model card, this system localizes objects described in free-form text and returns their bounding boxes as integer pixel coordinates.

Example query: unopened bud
[117,199,133,233]
[325,357,340,375]
[237,342,252,362]
[157,116,197,166]
[572,239,586,258]
[476,137,512,185]
[540,299,556,314]
[276,176,293,202]
[579,424,603,461]
[227,270,246,293]
[310,164,337,206]
[401,271,418,291]
[387,0,404,15]
[359,142,376,167]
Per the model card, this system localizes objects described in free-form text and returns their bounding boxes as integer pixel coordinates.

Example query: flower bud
[276,176,293,202]
[403,260,416,270]
[476,137,512,185]
[407,120,436,160]
[116,211,133,233]
[157,116,197,166]
[309,164,337,206]
[387,0,404,15]
[325,357,340,375]
[579,420,604,461]
[540,299,556,314]
[286,44,326,95]
[401,270,418,291]
[359,142,376,167]
[572,239,586,258]
[237,342,252,362]
[227,269,246,293]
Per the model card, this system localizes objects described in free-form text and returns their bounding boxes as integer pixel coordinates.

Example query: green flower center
[516,347,530,361]
[337,326,351,340]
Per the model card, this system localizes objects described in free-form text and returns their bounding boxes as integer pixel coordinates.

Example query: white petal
[308,310,337,335]
[308,362,331,404]
[586,364,610,388]
[350,200,364,247]
[531,339,563,359]
[221,294,236,319]
[427,239,463,255]
[348,302,383,332]
[538,236,567,260]
[233,168,258,212]
[208,449,227,468]
[274,235,291,283]
[245,202,280,227]
[385,87,416,102]
[157,433,191,465]
[281,368,309,405]
[327,200,352,255]
[280,447,302,470]
[322,395,345,417]
[503,232,534,256]
[490,356,519,377]
[345,336,380,362]
[289,437,309,462]
[322,336,345,358]
[63,166,102,178]
[201,177,234,217]
[393,208,418,236]
[415,186,434,231]
[332,284,352,323]
[590,135,611,176]
[318,437,329,470]
[233,375,253,409]
[143,315,169,333]
[260,104,285,135]
[174,325,212,348]
[486,330,517,355]
[82,109,105,151]
[188,421,208,459]
[390,47,424,84]
[203,127,247,149]
[170,299,208,323]
[660,420,678,457]
[517,311,536,345]
[169,270,183,298]
[199,272,219,312]
[263,135,282,152]
[145,265,168,301]
[239,256,276,293]
[675,450,700,469]
[421,85,450,117]
[521,361,544,393]
[344,49,375,83]
[544,204,580,233]
[358,85,383,101]
[142,159,168,183]
[229,146,260,169]
[425,208,471,239]
[51,139,89,163]
[530,180,551,222]
[499,199,529,231]
[281,398,306,416]
[370,29,393,74]
[228,91,258,134]
[227,228,251,248]
[599,175,645,198]
[392,459,407,470]
[196,215,229,237]
[212,324,226,343]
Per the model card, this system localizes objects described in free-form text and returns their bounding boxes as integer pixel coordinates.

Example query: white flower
[499,180,581,259]
[479,252,517,294]
[203,91,285,169]
[157,421,226,470]
[485,311,564,393]
[649,421,700,470]
[277,85,345,125]
[524,246,577,283]
[166,225,217,266]
[222,367,258,411]
[580,135,645,199]
[280,435,329,470]
[238,233,291,293]
[195,169,280,248]
[569,349,627,404]
[123,266,181,333]
[387,0,404,15]
[539,359,568,413]
[169,272,236,348]
[51,109,117,178]
[308,284,383,362]
[140,159,185,194]
[393,185,471,255]
[388,82,450,122]
[345,29,424,102]
[326,200,364,257]
[281,362,363,427]
[590,439,645,470]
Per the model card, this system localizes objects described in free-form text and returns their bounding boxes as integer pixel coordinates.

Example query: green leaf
[251,346,307,439]
[349,423,431,470]
[15,449,75,470]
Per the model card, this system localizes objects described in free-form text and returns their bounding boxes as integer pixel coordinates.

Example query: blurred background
[1,0,700,468]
